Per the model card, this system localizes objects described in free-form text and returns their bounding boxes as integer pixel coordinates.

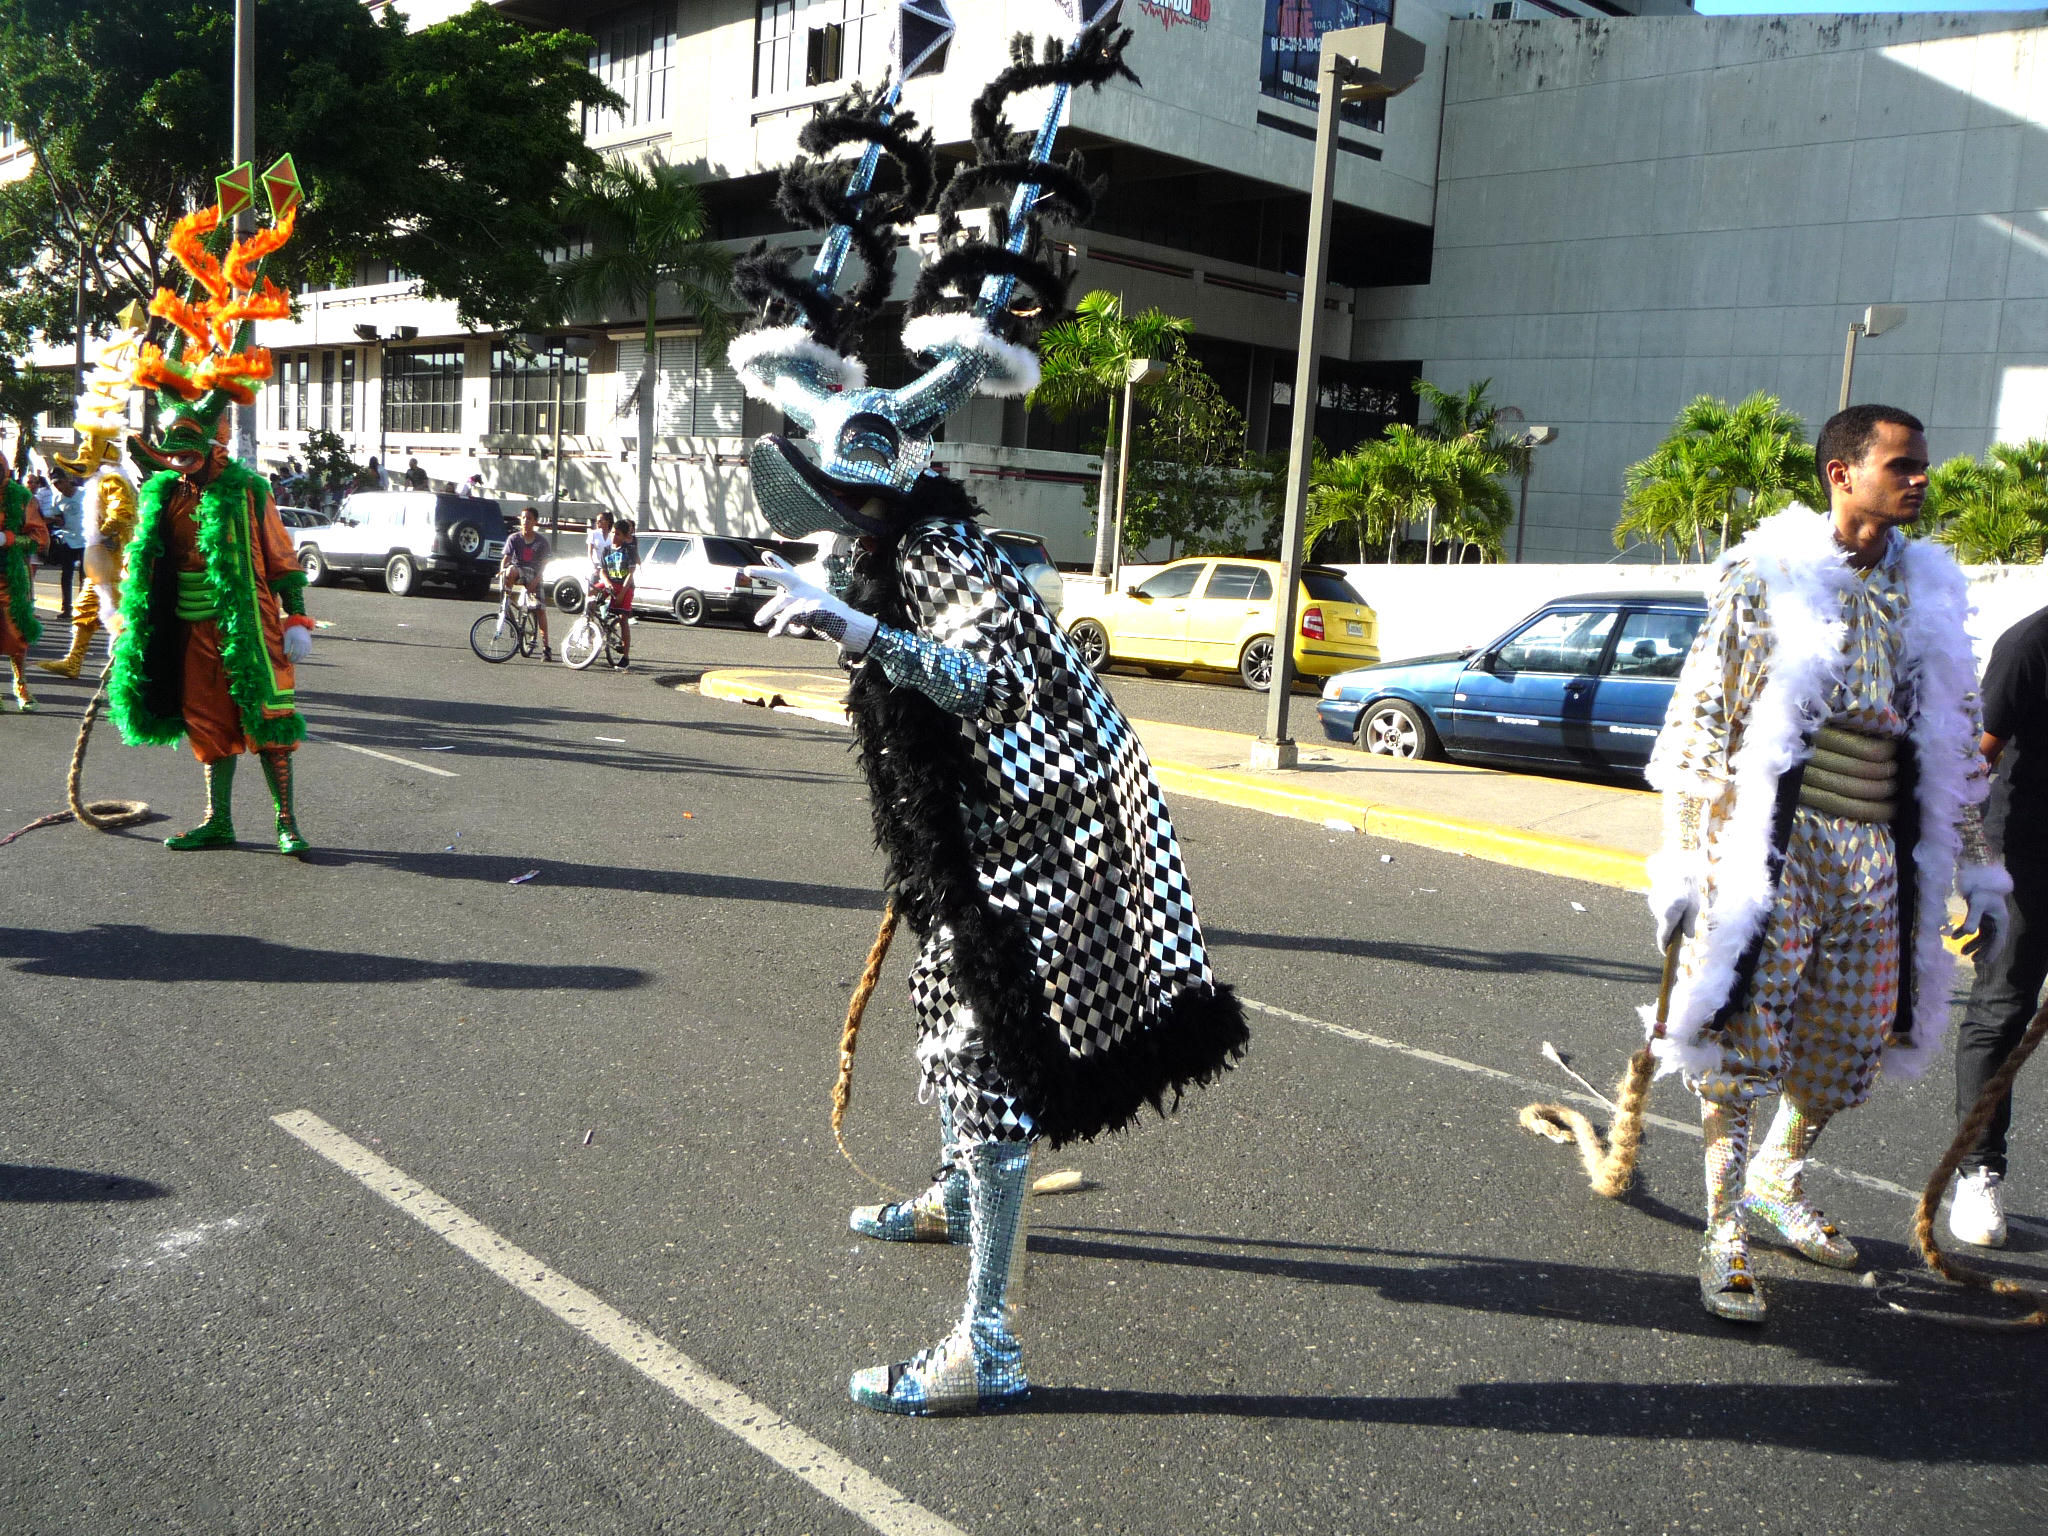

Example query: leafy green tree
[1115,346,1262,560]
[295,428,363,508]
[1031,291,1192,574]
[555,155,736,525]
[1305,425,1514,565]
[0,0,616,351]
[1924,440,2048,563]
[1614,392,1818,561]
[0,359,71,473]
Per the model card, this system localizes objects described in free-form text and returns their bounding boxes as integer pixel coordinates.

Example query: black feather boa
[845,475,1247,1149]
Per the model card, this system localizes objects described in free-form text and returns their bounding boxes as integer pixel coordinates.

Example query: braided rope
[1518,932,1681,1197]
[831,900,908,1199]
[0,661,150,847]
[1897,998,2048,1330]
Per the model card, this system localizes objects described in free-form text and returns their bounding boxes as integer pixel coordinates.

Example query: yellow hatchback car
[1061,557,1380,691]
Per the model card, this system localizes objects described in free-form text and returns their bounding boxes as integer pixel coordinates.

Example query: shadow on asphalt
[0,1164,171,1203]
[308,850,888,911]
[0,924,647,992]
[1208,928,1661,985]
[1026,1226,2045,1456]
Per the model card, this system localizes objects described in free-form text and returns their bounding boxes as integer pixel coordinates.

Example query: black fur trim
[844,476,1247,1149]
[909,245,1070,325]
[733,241,840,338]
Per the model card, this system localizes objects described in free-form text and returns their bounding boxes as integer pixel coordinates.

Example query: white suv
[298,492,510,598]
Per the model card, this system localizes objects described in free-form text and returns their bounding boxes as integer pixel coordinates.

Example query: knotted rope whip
[0,660,151,847]
[1890,996,2048,1330]
[1517,932,1680,1198]
[831,899,909,1198]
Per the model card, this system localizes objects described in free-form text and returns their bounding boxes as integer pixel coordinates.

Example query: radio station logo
[1138,0,1210,27]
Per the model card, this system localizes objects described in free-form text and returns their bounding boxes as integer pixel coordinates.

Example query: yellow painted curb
[1153,762,1648,892]
[697,668,848,716]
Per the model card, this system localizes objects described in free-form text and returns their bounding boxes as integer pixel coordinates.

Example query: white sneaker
[1949,1169,2008,1248]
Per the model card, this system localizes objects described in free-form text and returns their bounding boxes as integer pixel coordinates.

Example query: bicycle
[561,586,629,671]
[469,579,542,663]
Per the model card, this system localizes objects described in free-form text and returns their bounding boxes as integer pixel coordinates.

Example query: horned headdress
[127,154,303,475]
[732,0,1136,539]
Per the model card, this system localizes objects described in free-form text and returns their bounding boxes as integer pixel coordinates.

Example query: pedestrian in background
[405,457,428,491]
[46,472,86,621]
[26,472,53,571]
[585,508,613,575]
[1950,600,2048,1247]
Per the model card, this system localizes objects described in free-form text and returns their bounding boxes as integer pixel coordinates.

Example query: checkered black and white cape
[847,515,1248,1150]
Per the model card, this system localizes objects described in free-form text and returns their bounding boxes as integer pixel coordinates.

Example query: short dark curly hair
[1816,404,1924,493]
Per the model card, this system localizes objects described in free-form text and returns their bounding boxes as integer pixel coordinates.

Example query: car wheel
[1068,620,1110,673]
[1239,636,1276,692]
[385,553,418,597]
[449,521,484,559]
[1143,666,1186,680]
[299,546,330,586]
[673,589,706,626]
[553,577,585,613]
[1358,698,1441,760]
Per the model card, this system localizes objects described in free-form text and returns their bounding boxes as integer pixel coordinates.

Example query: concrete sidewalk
[698,667,1656,891]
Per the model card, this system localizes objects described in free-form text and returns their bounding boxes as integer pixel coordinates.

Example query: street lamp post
[354,324,389,483]
[1255,23,1426,770]
[1511,425,1557,564]
[1108,356,1166,593]
[1838,304,1907,413]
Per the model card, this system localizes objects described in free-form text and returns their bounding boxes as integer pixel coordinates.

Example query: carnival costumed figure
[1,476,49,711]
[107,158,318,857]
[42,304,148,680]
[1645,404,2010,1323]
[734,3,1248,1415]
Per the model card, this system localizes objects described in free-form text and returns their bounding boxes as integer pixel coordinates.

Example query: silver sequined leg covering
[850,1097,970,1244]
[1745,1096,1858,1268]
[1699,1099,1766,1321]
[849,1139,1034,1415]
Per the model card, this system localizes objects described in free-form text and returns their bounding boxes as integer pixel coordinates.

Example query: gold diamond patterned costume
[1644,506,2007,1319]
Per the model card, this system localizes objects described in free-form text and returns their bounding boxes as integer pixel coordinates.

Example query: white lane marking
[1240,996,2048,1225]
[323,741,461,778]
[271,1111,967,1536]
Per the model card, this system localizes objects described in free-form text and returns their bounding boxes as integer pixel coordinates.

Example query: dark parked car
[1316,591,1707,776]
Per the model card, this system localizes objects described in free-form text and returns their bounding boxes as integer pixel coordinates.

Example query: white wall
[1356,12,2048,562]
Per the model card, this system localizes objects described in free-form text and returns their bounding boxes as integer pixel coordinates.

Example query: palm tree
[1031,291,1191,576]
[1306,443,1384,561]
[1925,442,2048,563]
[555,154,736,524]
[1410,377,1523,562]
[0,361,70,473]
[1615,434,1724,562]
[1307,426,1514,564]
[1615,392,1818,561]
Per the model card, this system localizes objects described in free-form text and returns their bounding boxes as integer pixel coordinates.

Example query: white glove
[1646,848,1701,955]
[744,551,878,655]
[282,623,314,663]
[1960,889,2008,966]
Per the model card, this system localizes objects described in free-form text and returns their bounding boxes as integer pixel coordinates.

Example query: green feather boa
[108,462,305,750]
[3,481,41,649]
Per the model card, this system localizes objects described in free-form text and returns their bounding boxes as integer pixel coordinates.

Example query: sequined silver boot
[850,1101,968,1243]
[850,1140,1032,1415]
[1699,1100,1766,1323]
[1744,1096,1858,1269]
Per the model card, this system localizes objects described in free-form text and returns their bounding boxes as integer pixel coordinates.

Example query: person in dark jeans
[1951,602,2048,1247]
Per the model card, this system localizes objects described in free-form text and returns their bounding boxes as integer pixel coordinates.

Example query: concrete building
[18,1,2048,567]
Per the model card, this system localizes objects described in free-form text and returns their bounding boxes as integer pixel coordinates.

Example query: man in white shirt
[47,473,87,621]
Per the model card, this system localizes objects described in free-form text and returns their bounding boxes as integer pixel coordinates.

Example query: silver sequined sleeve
[880,524,1038,723]
[1647,562,1771,798]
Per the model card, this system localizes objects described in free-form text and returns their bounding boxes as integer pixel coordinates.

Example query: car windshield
[1302,570,1364,604]
[991,535,1049,568]
[702,537,757,566]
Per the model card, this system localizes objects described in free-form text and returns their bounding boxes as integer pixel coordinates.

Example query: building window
[489,342,588,436]
[340,351,356,432]
[755,0,885,97]
[320,351,335,431]
[294,353,310,431]
[585,2,676,136]
[617,336,744,437]
[385,345,464,435]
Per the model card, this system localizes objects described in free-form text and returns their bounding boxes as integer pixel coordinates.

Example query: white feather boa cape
[1642,506,2003,1083]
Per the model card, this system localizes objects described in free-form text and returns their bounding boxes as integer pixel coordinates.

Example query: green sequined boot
[260,749,310,858]
[166,758,237,850]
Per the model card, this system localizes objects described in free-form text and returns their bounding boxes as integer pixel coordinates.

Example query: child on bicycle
[593,516,639,670]
[500,507,554,662]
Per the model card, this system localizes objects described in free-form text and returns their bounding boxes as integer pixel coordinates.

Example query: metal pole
[1110,370,1138,590]
[1837,323,1862,413]
[73,232,87,442]
[377,339,388,480]
[231,0,257,468]
[549,346,564,542]
[1515,461,1531,564]
[1257,40,1346,768]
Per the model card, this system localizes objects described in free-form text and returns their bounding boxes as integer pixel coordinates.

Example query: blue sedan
[1316,591,1707,776]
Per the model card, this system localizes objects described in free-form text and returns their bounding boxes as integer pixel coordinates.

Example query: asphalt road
[2,583,2043,1536]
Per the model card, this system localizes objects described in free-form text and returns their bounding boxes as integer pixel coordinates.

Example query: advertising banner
[1261,0,1394,128]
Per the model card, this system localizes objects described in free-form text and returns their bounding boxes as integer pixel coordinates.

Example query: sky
[1693,0,2043,12]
